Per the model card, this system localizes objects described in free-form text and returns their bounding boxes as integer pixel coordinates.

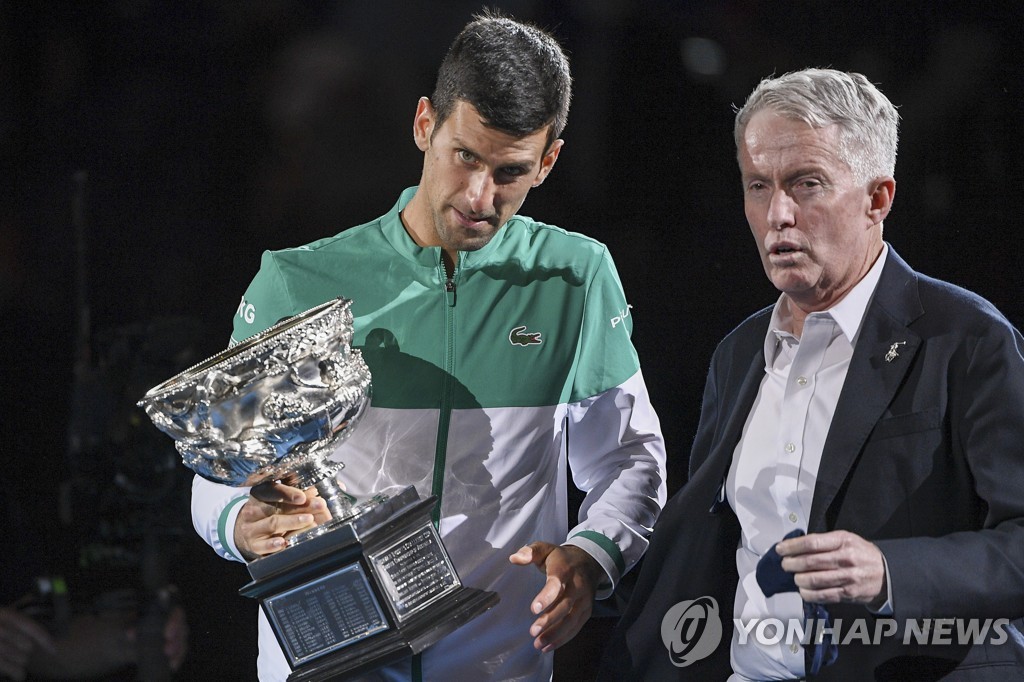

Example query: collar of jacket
[380,186,513,271]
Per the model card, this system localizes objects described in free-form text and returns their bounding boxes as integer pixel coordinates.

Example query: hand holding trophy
[138,297,497,681]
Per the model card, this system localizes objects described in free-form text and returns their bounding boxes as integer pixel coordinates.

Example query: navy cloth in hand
[756,528,805,597]
[755,528,838,676]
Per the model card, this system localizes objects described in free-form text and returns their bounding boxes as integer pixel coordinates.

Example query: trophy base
[287,586,497,681]
[239,486,499,681]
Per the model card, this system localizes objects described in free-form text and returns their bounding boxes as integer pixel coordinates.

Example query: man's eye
[457,149,475,163]
[501,166,527,178]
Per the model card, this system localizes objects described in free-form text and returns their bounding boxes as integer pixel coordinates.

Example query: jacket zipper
[431,258,459,527]
[415,257,457,682]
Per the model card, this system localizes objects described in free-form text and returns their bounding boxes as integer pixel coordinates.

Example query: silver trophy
[138,298,497,681]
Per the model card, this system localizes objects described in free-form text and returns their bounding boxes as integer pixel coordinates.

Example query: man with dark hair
[601,68,1024,680]
[428,10,571,147]
[192,11,666,681]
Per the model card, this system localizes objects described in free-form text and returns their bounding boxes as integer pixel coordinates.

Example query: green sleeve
[229,251,296,345]
[569,247,641,402]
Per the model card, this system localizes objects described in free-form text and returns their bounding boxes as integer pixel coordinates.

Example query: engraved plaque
[265,564,389,666]
[369,523,460,622]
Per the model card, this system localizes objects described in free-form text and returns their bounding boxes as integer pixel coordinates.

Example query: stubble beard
[434,206,497,254]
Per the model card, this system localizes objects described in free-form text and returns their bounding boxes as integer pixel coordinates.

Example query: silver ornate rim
[138,296,350,405]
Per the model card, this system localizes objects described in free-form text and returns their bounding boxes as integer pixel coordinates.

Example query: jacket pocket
[869,407,941,441]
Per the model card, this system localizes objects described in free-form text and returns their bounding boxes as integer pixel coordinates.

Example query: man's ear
[867,177,896,226]
[532,138,564,188]
[413,97,435,152]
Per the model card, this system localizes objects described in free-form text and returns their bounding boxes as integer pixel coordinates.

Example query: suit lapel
[705,330,772,509]
[810,248,925,531]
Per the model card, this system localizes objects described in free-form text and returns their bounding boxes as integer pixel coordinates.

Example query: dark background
[3,1,1023,679]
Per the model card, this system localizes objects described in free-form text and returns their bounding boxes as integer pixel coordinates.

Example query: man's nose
[466,171,496,216]
[767,190,797,230]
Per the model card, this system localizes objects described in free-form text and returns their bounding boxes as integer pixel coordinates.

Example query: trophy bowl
[137,297,498,681]
[138,297,370,494]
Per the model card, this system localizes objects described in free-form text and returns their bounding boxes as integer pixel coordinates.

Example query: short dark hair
[430,10,571,149]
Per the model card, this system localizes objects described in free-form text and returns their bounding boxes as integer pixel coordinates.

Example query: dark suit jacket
[602,247,1024,681]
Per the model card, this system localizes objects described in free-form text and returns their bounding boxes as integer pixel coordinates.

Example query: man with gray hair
[601,68,1024,680]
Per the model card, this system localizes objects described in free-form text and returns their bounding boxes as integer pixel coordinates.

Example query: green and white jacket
[191,187,667,681]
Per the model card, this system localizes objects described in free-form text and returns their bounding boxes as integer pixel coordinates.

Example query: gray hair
[734,68,899,183]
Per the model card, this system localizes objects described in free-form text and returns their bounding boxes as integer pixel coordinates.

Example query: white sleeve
[563,368,667,599]
[191,475,251,563]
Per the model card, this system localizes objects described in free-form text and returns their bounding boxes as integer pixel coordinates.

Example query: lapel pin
[884,341,907,363]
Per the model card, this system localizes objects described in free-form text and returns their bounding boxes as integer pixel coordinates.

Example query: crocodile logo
[509,325,543,347]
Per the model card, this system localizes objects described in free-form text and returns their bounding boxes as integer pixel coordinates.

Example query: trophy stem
[315,476,356,520]
[285,459,356,522]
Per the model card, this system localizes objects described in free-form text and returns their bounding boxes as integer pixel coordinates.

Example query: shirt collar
[763,242,889,360]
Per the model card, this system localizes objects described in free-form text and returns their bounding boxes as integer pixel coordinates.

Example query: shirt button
[785,442,796,453]
[790,642,801,653]
[797,376,808,386]
[789,512,798,523]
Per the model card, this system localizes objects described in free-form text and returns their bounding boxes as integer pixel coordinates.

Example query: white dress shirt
[727,245,888,681]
